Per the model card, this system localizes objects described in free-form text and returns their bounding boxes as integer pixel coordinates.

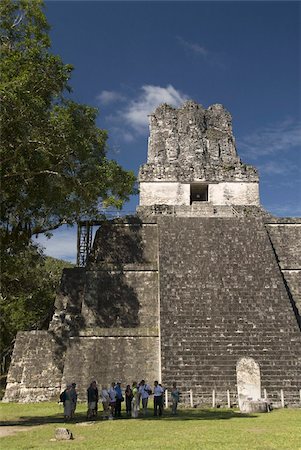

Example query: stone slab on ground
[240,400,269,414]
[55,427,73,440]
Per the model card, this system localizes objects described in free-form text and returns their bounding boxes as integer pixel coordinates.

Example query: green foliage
[0,0,136,357]
[0,240,73,356]
[0,0,136,242]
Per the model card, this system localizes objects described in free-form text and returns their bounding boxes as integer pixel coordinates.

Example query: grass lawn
[0,402,300,449]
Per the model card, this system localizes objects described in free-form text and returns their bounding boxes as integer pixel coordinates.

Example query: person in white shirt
[108,382,116,418]
[153,380,164,416]
[138,379,152,415]
[101,385,110,419]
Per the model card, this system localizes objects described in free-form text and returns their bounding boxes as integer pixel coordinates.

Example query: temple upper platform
[138,101,259,208]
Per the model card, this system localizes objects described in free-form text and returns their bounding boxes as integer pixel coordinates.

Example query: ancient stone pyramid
[4,101,301,405]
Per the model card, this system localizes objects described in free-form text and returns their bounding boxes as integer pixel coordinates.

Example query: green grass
[0,402,300,449]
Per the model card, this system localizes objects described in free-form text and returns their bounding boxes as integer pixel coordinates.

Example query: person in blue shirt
[114,381,123,418]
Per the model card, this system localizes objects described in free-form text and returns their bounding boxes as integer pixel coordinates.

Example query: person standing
[153,380,164,417]
[138,379,152,416]
[171,382,180,415]
[87,381,99,419]
[114,382,123,418]
[131,381,139,418]
[70,382,78,419]
[125,384,133,416]
[101,385,110,419]
[108,381,117,418]
[62,384,73,421]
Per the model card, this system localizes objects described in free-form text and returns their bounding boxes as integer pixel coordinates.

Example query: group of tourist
[60,380,180,420]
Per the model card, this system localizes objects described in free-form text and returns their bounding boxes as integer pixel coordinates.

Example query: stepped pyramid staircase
[158,217,301,404]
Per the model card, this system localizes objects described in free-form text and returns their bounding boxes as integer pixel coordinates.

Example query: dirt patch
[0,425,35,438]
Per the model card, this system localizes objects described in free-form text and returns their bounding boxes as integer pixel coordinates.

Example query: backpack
[59,391,66,403]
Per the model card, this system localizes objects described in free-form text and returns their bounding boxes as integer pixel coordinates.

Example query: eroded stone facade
[139,101,259,207]
[4,101,301,404]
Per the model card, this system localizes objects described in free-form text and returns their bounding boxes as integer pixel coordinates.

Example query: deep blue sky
[38,1,301,261]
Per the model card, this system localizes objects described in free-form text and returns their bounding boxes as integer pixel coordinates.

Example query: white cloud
[177,36,208,57]
[97,90,126,105]
[34,228,77,263]
[97,84,189,139]
[238,119,301,159]
[257,160,300,176]
[120,84,189,133]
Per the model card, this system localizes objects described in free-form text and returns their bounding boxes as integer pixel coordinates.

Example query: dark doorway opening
[190,184,208,204]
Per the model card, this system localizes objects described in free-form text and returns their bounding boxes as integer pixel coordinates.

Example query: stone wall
[4,218,161,402]
[139,182,190,206]
[266,221,301,319]
[5,215,301,403]
[61,336,160,400]
[49,268,86,335]
[81,271,158,329]
[139,101,258,184]
[158,217,301,402]
[208,182,259,206]
[138,101,259,207]
[139,181,260,206]
[3,331,64,402]
[4,99,300,404]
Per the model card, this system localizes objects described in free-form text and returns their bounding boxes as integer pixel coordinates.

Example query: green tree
[0,0,136,244]
[0,0,136,369]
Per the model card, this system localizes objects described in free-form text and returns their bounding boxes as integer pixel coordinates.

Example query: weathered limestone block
[158,216,301,402]
[237,357,261,411]
[55,428,73,440]
[139,182,190,206]
[139,100,259,207]
[208,182,259,206]
[240,400,269,414]
[266,220,301,324]
[140,100,257,184]
[284,271,301,317]
[3,331,64,402]
[266,223,301,269]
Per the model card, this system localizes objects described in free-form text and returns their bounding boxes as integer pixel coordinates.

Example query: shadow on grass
[0,408,256,428]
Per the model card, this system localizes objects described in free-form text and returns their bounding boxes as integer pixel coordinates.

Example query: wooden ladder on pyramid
[77,221,93,267]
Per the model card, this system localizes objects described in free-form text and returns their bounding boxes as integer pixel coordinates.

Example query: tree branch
[3,170,60,179]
